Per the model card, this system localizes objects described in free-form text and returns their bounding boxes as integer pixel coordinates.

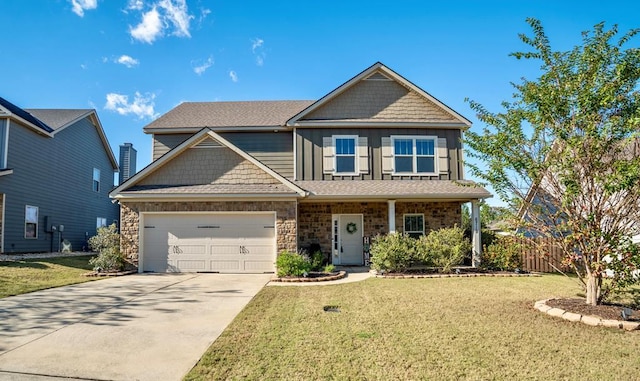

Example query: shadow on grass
[0,261,50,270]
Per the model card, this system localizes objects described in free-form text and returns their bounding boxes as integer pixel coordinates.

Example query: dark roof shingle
[0,97,54,133]
[25,109,91,130]
[143,100,314,131]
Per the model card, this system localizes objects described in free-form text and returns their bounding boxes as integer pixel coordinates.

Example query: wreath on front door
[346,222,358,234]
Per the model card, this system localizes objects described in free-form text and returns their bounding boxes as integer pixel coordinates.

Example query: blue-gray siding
[295,128,464,181]
[0,117,118,253]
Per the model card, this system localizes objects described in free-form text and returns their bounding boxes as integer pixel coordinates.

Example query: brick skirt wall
[297,201,462,258]
[120,201,297,265]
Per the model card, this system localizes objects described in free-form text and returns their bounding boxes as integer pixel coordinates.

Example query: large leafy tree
[465,18,640,305]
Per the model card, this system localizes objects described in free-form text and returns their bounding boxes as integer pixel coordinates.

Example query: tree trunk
[585,273,600,306]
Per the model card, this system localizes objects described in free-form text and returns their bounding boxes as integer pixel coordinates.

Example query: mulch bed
[378,268,539,278]
[546,298,639,321]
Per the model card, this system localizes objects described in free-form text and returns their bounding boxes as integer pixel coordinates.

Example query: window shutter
[358,136,369,174]
[437,138,449,175]
[323,137,335,174]
[381,137,393,173]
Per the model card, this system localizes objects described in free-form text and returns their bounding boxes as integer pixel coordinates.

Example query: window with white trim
[335,136,356,174]
[96,217,107,229]
[0,120,8,169]
[393,136,436,174]
[93,168,100,192]
[25,205,38,239]
[404,214,424,239]
[323,135,369,175]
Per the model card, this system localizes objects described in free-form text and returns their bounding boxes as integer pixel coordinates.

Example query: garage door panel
[143,213,276,273]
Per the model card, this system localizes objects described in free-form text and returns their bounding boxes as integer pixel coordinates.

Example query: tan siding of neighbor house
[119,201,297,265]
[296,128,463,181]
[303,79,458,122]
[297,201,462,259]
[138,145,279,186]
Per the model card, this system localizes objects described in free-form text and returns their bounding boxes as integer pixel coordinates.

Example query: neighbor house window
[96,217,107,229]
[404,214,424,239]
[392,136,436,174]
[93,168,100,192]
[25,205,38,239]
[334,136,356,174]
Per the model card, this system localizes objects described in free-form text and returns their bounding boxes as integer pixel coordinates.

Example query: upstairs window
[0,120,7,169]
[335,137,356,174]
[93,168,100,192]
[96,217,107,229]
[322,135,369,175]
[25,205,38,239]
[393,137,436,174]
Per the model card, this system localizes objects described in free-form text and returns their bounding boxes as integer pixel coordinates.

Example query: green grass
[186,275,640,380]
[0,255,97,298]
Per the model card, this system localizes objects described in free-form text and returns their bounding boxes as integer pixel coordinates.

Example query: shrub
[481,235,522,271]
[323,264,336,273]
[88,224,126,272]
[276,250,312,277]
[310,251,325,271]
[418,226,470,273]
[370,233,417,272]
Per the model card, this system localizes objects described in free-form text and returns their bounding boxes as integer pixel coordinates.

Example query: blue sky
[2,0,639,204]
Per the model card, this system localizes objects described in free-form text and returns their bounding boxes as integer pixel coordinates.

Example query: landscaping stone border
[271,271,347,283]
[375,272,542,279]
[534,299,640,331]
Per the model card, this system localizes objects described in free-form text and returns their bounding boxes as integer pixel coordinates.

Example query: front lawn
[0,255,97,298]
[186,275,640,380]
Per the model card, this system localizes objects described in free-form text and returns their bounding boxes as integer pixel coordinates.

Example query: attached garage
[141,213,277,273]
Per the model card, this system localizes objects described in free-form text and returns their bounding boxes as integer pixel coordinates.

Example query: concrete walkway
[0,273,271,381]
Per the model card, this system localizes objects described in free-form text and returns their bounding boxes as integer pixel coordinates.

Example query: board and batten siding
[295,128,464,181]
[152,132,294,178]
[0,117,118,253]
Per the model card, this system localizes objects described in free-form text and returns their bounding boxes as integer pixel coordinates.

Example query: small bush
[276,250,312,277]
[310,251,325,271]
[88,224,126,272]
[323,264,336,273]
[370,233,417,272]
[482,236,522,271]
[418,226,470,273]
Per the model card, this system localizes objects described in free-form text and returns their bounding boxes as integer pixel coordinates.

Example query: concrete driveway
[0,273,271,381]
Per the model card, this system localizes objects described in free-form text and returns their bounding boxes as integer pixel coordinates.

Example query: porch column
[388,200,396,234]
[471,200,481,267]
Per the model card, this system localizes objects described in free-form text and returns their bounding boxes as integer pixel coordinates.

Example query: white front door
[335,214,363,265]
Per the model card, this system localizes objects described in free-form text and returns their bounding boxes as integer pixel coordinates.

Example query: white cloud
[130,6,163,44]
[198,8,211,24]
[126,0,144,11]
[193,56,214,75]
[229,70,238,82]
[251,38,266,66]
[71,0,97,17]
[159,0,192,38]
[116,55,140,68]
[129,0,194,43]
[104,92,158,120]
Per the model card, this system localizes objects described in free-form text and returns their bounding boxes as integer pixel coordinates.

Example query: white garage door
[142,213,276,273]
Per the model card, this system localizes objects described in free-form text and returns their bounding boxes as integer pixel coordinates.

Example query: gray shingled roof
[143,100,314,130]
[0,97,54,133]
[122,183,299,195]
[25,109,91,130]
[295,180,491,199]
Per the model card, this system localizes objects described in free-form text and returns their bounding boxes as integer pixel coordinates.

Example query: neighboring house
[0,97,119,253]
[110,62,491,273]
[119,142,137,185]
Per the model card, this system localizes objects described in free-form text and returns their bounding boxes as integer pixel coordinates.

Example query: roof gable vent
[365,72,392,81]
[192,137,222,149]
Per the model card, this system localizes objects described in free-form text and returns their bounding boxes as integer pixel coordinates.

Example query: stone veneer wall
[120,201,297,266]
[297,201,462,258]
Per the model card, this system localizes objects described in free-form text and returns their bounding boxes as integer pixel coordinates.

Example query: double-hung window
[93,168,100,192]
[392,136,436,174]
[25,205,38,239]
[334,136,357,174]
[96,217,107,229]
[404,214,425,239]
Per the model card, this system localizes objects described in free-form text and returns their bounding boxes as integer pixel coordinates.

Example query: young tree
[465,18,640,305]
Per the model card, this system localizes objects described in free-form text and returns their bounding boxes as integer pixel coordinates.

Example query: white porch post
[471,200,481,268]
[388,200,396,234]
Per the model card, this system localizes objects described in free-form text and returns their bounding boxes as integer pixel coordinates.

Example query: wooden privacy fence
[491,236,568,273]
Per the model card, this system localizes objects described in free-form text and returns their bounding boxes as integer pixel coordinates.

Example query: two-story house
[0,97,119,253]
[110,62,491,273]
